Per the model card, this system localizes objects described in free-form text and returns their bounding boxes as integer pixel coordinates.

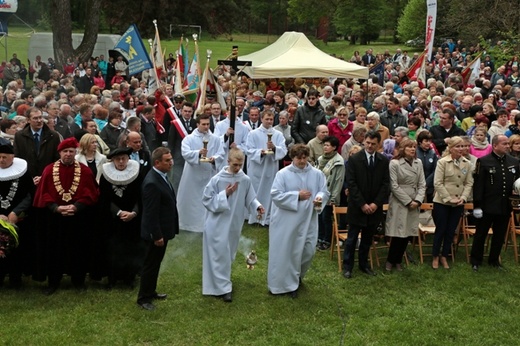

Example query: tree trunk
[50,0,101,70]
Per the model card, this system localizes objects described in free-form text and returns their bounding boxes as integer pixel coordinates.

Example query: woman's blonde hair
[443,136,464,157]
[78,133,97,155]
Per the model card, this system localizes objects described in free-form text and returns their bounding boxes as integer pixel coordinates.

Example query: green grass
[2,225,520,345]
[3,27,417,73]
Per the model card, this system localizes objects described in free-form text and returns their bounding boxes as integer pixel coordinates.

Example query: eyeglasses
[338,113,347,116]
[307,97,317,101]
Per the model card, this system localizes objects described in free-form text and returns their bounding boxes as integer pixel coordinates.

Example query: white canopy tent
[240,31,369,79]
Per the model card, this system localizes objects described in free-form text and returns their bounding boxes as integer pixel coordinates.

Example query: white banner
[425,0,437,62]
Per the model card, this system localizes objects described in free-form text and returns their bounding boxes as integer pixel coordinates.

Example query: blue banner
[113,24,152,76]
[369,61,385,86]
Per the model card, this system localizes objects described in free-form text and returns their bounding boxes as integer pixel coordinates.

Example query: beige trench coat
[385,158,426,238]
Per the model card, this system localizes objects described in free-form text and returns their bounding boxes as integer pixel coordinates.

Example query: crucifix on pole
[218,46,252,148]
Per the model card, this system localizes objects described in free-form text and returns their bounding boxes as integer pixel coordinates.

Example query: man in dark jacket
[78,67,94,94]
[13,107,61,184]
[291,89,326,144]
[429,108,465,154]
[342,131,389,279]
[137,147,179,311]
[470,135,520,271]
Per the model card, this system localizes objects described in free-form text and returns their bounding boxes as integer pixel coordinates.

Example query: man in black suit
[167,102,196,193]
[342,131,390,279]
[137,147,179,311]
[361,48,375,66]
[126,131,151,179]
[78,67,94,94]
[471,135,520,271]
[209,102,226,133]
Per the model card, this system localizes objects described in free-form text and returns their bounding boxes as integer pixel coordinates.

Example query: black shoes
[215,292,232,302]
[342,270,352,279]
[360,267,377,276]
[153,293,168,300]
[137,302,156,311]
[491,263,506,271]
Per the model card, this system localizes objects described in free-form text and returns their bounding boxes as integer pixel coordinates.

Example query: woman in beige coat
[432,136,473,269]
[385,139,426,271]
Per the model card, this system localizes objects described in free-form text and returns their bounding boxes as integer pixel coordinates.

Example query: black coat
[141,169,179,241]
[347,150,390,227]
[13,124,61,178]
[429,125,466,155]
[473,152,520,215]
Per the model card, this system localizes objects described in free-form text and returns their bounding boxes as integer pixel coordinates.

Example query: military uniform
[471,152,520,266]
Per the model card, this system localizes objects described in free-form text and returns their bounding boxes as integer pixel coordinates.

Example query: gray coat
[385,158,426,238]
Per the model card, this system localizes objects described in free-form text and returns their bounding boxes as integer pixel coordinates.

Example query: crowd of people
[0,43,520,309]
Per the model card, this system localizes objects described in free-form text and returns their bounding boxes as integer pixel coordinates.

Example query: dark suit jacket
[141,168,179,241]
[473,152,519,215]
[347,150,390,227]
[13,124,61,178]
[137,149,152,178]
[167,118,196,163]
[429,125,465,155]
[55,118,73,139]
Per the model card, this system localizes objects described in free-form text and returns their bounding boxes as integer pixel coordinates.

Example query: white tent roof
[240,32,369,79]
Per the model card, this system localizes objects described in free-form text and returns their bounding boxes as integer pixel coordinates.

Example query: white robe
[267,163,329,294]
[245,125,287,225]
[177,129,225,232]
[202,167,261,295]
[214,118,249,161]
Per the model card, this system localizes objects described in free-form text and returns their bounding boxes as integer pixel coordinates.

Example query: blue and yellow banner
[113,24,152,76]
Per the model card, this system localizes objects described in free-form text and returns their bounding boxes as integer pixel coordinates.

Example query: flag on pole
[461,53,482,87]
[151,20,164,88]
[369,61,385,86]
[406,50,427,80]
[173,55,183,94]
[424,0,437,62]
[112,24,152,75]
[194,56,210,115]
[182,40,189,78]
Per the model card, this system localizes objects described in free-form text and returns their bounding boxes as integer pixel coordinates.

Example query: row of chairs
[330,203,520,272]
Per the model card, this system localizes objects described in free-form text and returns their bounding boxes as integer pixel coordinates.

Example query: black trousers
[386,237,409,265]
[342,223,375,271]
[470,213,509,266]
[137,239,168,304]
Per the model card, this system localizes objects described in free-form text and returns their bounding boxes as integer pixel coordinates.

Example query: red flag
[406,50,427,80]
[461,53,482,87]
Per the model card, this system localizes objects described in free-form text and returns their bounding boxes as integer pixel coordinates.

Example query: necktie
[34,132,40,155]
[369,155,374,168]
[252,123,256,129]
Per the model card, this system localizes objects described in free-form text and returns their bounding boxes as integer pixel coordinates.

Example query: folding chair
[416,203,457,264]
[459,203,494,263]
[505,208,520,263]
[330,205,374,272]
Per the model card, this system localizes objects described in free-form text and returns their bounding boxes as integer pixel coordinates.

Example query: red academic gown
[33,160,99,286]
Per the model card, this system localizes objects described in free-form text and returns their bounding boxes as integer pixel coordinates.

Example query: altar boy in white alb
[202,148,264,302]
[245,110,287,225]
[268,144,329,298]
[177,114,224,232]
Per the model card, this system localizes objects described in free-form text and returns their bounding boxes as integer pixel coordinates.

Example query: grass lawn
[4,27,418,73]
[2,224,520,345]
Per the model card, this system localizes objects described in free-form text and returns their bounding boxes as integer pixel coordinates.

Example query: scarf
[317,151,336,172]
[470,135,489,149]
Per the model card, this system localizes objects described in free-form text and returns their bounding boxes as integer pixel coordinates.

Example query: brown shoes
[440,257,450,269]
[432,256,439,269]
